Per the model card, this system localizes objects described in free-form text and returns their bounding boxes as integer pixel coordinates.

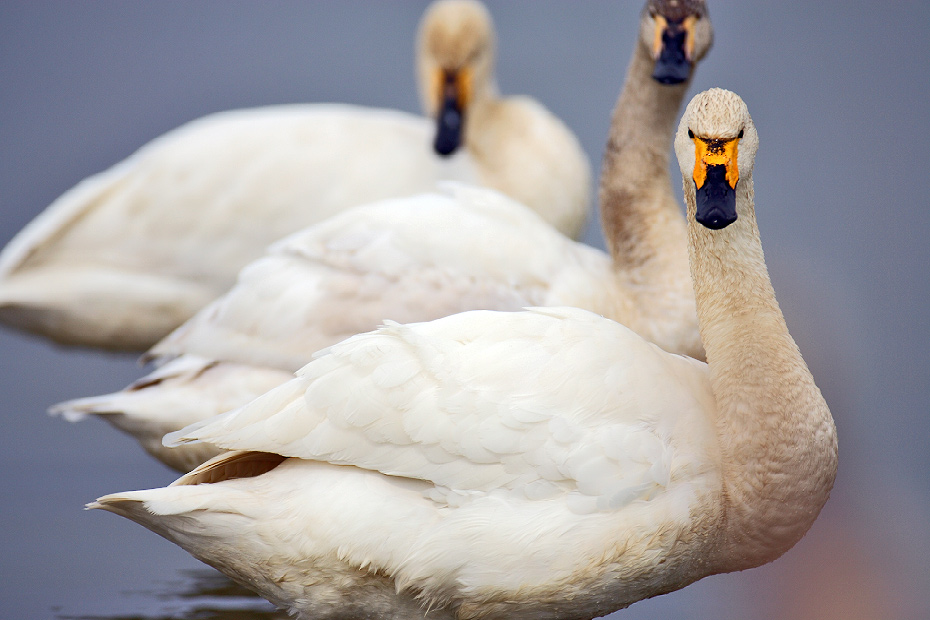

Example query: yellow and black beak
[433,69,470,156]
[691,132,740,230]
[651,15,697,85]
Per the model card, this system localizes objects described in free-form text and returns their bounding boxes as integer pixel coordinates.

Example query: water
[58,570,287,620]
[2,2,928,619]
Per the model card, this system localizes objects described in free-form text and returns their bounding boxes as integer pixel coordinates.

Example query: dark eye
[688,129,694,139]
[738,129,744,139]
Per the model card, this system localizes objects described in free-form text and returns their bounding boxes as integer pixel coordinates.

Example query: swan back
[159,307,721,616]
[167,307,719,504]
[145,184,588,370]
[0,106,477,350]
[0,1,590,351]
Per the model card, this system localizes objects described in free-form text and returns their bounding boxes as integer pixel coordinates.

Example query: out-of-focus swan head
[641,0,713,84]
[674,88,758,230]
[416,0,496,156]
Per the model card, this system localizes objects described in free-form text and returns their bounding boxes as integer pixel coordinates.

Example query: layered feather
[53,185,626,472]
[0,0,592,351]
[99,307,719,618]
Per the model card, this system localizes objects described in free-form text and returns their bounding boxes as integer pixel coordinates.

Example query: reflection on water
[59,568,289,620]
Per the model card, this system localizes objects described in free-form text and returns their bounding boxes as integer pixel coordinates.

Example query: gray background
[1,1,927,619]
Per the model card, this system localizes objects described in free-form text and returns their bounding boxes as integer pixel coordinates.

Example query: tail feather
[52,356,294,472]
[49,393,120,422]
[88,486,247,552]
[48,355,219,422]
[172,450,287,487]
[0,266,211,351]
[0,160,135,278]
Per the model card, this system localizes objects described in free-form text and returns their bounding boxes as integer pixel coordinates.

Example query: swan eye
[738,129,744,139]
[688,129,695,139]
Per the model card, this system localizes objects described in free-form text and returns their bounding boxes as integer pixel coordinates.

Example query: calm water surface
[59,569,287,620]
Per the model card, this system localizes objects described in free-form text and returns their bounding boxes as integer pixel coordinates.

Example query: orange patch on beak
[433,67,472,112]
[692,136,740,189]
[653,14,698,61]
[430,68,443,112]
[457,68,472,109]
[652,15,668,59]
[682,15,697,61]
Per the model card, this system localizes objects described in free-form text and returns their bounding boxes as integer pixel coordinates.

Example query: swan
[0,0,590,351]
[90,88,838,619]
[52,0,714,472]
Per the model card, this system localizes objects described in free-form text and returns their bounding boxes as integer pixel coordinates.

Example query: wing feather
[149,184,599,370]
[169,308,716,511]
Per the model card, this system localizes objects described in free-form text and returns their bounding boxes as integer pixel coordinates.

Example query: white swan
[0,0,590,351]
[90,88,838,619]
[52,0,714,472]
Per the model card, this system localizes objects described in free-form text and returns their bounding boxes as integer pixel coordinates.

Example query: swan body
[147,184,660,369]
[55,0,712,471]
[0,106,476,350]
[0,0,590,351]
[92,89,838,618]
[49,185,635,470]
[52,183,682,471]
[98,308,719,620]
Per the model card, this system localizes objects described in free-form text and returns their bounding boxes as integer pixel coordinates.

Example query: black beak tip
[652,70,690,85]
[652,28,692,85]
[696,210,738,230]
[433,133,459,157]
[433,102,463,157]
[695,164,738,230]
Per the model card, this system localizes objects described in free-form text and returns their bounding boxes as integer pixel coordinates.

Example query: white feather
[167,308,716,504]
[0,0,591,352]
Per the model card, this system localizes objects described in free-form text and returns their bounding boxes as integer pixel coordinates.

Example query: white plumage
[54,355,292,472]
[0,0,590,351]
[172,307,715,504]
[91,89,837,619]
[53,0,714,471]
[148,185,616,370]
[104,308,721,619]
[51,186,613,470]
[50,184,661,471]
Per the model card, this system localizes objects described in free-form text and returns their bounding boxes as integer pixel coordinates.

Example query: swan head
[674,88,759,230]
[641,0,713,85]
[417,0,496,157]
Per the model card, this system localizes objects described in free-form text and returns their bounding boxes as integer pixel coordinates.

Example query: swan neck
[686,176,838,571]
[600,40,689,271]
[461,85,500,141]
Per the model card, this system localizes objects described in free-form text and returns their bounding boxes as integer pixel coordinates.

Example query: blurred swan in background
[53,0,714,472]
[91,88,837,620]
[0,0,590,351]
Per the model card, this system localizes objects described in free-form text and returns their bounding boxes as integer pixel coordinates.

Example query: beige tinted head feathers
[417,0,496,156]
[641,0,713,84]
[675,88,758,230]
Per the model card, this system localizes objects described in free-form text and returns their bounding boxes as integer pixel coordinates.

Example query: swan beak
[692,136,740,230]
[432,68,470,156]
[651,15,697,85]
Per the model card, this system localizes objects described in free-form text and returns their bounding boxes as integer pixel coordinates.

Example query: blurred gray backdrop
[1,2,927,619]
